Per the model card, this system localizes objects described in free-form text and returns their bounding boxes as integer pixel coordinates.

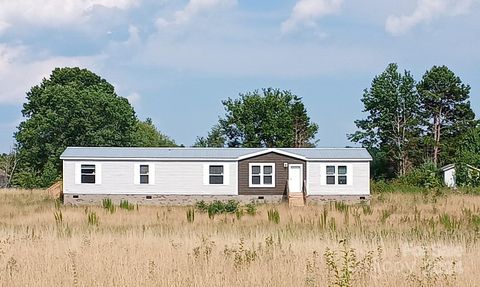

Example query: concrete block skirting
[63,194,285,206]
[306,195,371,205]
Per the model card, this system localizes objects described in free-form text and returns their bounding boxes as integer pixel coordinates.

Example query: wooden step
[288,193,305,207]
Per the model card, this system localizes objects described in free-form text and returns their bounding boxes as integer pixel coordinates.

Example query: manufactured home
[60,147,372,205]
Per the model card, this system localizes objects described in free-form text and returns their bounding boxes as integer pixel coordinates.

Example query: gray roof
[60,147,372,161]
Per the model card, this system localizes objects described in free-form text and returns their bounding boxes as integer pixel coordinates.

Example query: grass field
[0,189,479,286]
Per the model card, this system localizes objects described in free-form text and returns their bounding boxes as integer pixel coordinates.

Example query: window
[249,163,275,187]
[140,165,149,184]
[81,164,95,184]
[338,166,347,185]
[209,165,224,184]
[134,163,154,185]
[326,165,335,185]
[325,165,348,185]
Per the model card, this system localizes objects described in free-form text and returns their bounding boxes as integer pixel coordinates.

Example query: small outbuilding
[441,164,456,188]
[441,163,480,188]
[60,147,372,205]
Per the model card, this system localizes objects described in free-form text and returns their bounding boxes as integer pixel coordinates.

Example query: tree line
[0,64,478,189]
[350,63,478,186]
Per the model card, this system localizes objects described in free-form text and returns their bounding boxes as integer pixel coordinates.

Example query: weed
[186,208,195,223]
[406,247,458,287]
[193,237,215,262]
[324,241,374,287]
[6,256,18,278]
[102,198,116,213]
[380,209,393,224]
[361,203,373,215]
[267,208,280,224]
[305,251,319,286]
[68,251,79,287]
[119,200,134,211]
[438,213,460,232]
[223,238,258,270]
[87,211,99,226]
[53,210,63,225]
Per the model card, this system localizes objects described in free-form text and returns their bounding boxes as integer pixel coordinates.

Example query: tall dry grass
[0,188,479,286]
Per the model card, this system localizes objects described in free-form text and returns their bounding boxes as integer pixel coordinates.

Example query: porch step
[288,192,305,207]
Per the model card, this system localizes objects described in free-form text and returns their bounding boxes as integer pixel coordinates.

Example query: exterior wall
[63,160,238,195]
[306,161,370,195]
[238,152,306,195]
[64,194,283,205]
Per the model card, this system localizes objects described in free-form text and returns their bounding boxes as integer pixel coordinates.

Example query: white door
[288,164,303,193]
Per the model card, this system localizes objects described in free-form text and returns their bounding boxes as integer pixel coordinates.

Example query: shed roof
[60,147,372,161]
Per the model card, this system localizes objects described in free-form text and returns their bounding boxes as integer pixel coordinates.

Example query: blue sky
[0,0,479,152]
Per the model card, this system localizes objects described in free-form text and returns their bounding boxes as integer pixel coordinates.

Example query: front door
[288,164,303,193]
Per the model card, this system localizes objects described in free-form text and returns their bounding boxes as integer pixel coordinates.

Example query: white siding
[443,168,456,188]
[307,161,370,195]
[63,160,238,195]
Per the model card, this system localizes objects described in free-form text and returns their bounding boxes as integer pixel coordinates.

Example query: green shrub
[224,200,239,213]
[195,201,208,212]
[102,198,116,213]
[456,163,480,187]
[195,200,241,219]
[245,202,257,216]
[119,200,134,211]
[398,161,442,189]
[371,180,395,193]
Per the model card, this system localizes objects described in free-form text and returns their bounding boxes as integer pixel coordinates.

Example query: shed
[441,164,456,188]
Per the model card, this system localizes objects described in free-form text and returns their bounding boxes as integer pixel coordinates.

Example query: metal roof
[60,147,372,161]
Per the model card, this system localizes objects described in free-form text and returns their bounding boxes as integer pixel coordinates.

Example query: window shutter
[133,164,140,185]
[95,163,102,185]
[149,163,156,185]
[223,164,229,185]
[203,164,209,185]
[347,164,353,186]
[75,163,81,184]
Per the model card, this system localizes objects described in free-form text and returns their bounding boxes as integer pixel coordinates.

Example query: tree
[455,125,480,187]
[193,124,226,147]
[349,63,420,177]
[14,67,138,188]
[134,118,177,147]
[417,66,476,166]
[0,148,18,188]
[219,88,318,148]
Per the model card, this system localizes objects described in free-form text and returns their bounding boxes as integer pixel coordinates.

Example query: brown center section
[238,152,306,195]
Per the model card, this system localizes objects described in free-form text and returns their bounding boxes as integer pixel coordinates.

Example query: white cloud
[0,44,99,104]
[281,0,343,34]
[385,0,474,35]
[126,92,141,106]
[0,0,138,33]
[156,0,236,28]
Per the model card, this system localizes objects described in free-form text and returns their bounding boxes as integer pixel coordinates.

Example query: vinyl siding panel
[63,160,237,195]
[307,161,370,195]
[238,152,306,195]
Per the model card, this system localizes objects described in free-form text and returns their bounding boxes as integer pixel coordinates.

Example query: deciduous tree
[134,118,177,147]
[219,88,318,148]
[349,63,420,176]
[193,124,226,147]
[14,67,138,187]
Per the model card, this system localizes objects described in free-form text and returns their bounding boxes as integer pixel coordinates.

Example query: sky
[0,0,479,152]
